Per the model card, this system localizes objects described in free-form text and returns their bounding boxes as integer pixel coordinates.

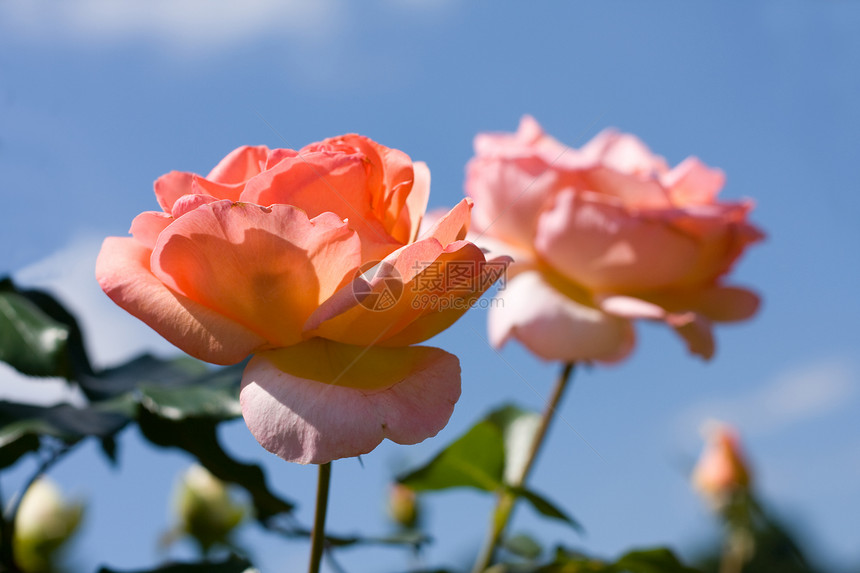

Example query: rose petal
[474,115,569,164]
[466,153,571,251]
[535,190,702,292]
[206,145,270,184]
[129,211,172,250]
[96,237,265,364]
[641,285,761,323]
[489,270,634,363]
[418,197,472,245]
[190,175,245,203]
[579,129,669,176]
[597,295,718,359]
[321,135,415,233]
[668,313,715,360]
[596,295,667,319]
[576,166,673,209]
[171,193,220,219]
[240,150,400,260]
[151,201,361,348]
[662,157,725,206]
[390,160,431,244]
[154,171,194,214]
[240,340,460,464]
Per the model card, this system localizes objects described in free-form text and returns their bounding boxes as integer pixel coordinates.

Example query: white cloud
[0,0,341,51]
[674,359,857,440]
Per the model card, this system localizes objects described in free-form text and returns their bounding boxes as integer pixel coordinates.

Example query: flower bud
[13,477,84,573]
[692,422,752,507]
[173,465,244,552]
[387,483,420,529]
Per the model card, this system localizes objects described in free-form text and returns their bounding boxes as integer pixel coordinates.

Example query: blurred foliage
[96,555,255,573]
[0,277,294,573]
[399,405,581,532]
[692,491,823,573]
[0,278,842,573]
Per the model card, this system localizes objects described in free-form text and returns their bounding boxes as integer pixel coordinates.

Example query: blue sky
[1,1,859,571]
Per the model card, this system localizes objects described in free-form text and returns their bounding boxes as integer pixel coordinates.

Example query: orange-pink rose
[466,116,764,362]
[97,135,508,464]
[692,422,752,506]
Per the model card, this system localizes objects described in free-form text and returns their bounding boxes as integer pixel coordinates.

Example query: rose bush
[97,135,508,464]
[466,116,763,362]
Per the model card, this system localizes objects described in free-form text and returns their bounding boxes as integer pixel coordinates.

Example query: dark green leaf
[138,368,243,420]
[96,554,255,573]
[10,281,95,379]
[509,487,583,533]
[0,349,293,522]
[0,279,71,378]
[398,418,504,491]
[270,524,429,549]
[540,546,700,573]
[100,435,119,465]
[398,404,541,493]
[503,533,544,560]
[76,354,211,401]
[613,548,701,573]
[0,430,39,469]
[0,401,130,469]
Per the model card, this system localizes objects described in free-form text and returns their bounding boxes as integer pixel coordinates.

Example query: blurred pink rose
[692,422,752,505]
[97,136,508,464]
[466,116,763,362]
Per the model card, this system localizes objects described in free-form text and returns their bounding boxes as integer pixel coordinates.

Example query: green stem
[471,363,576,573]
[719,532,747,573]
[308,462,332,573]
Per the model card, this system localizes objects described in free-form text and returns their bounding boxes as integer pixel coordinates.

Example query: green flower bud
[387,484,420,530]
[13,478,84,573]
[173,465,245,553]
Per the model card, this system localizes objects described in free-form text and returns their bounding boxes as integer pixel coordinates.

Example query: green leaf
[96,555,255,573]
[0,401,130,469]
[270,524,429,550]
[398,417,504,491]
[398,404,541,493]
[397,404,582,532]
[0,352,294,524]
[138,377,242,420]
[540,547,701,573]
[503,533,544,561]
[76,354,211,401]
[9,280,96,379]
[612,548,701,573]
[0,429,39,469]
[509,487,583,533]
[0,280,71,378]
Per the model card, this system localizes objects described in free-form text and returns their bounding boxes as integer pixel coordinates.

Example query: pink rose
[97,136,508,464]
[692,422,752,506]
[466,116,763,362]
